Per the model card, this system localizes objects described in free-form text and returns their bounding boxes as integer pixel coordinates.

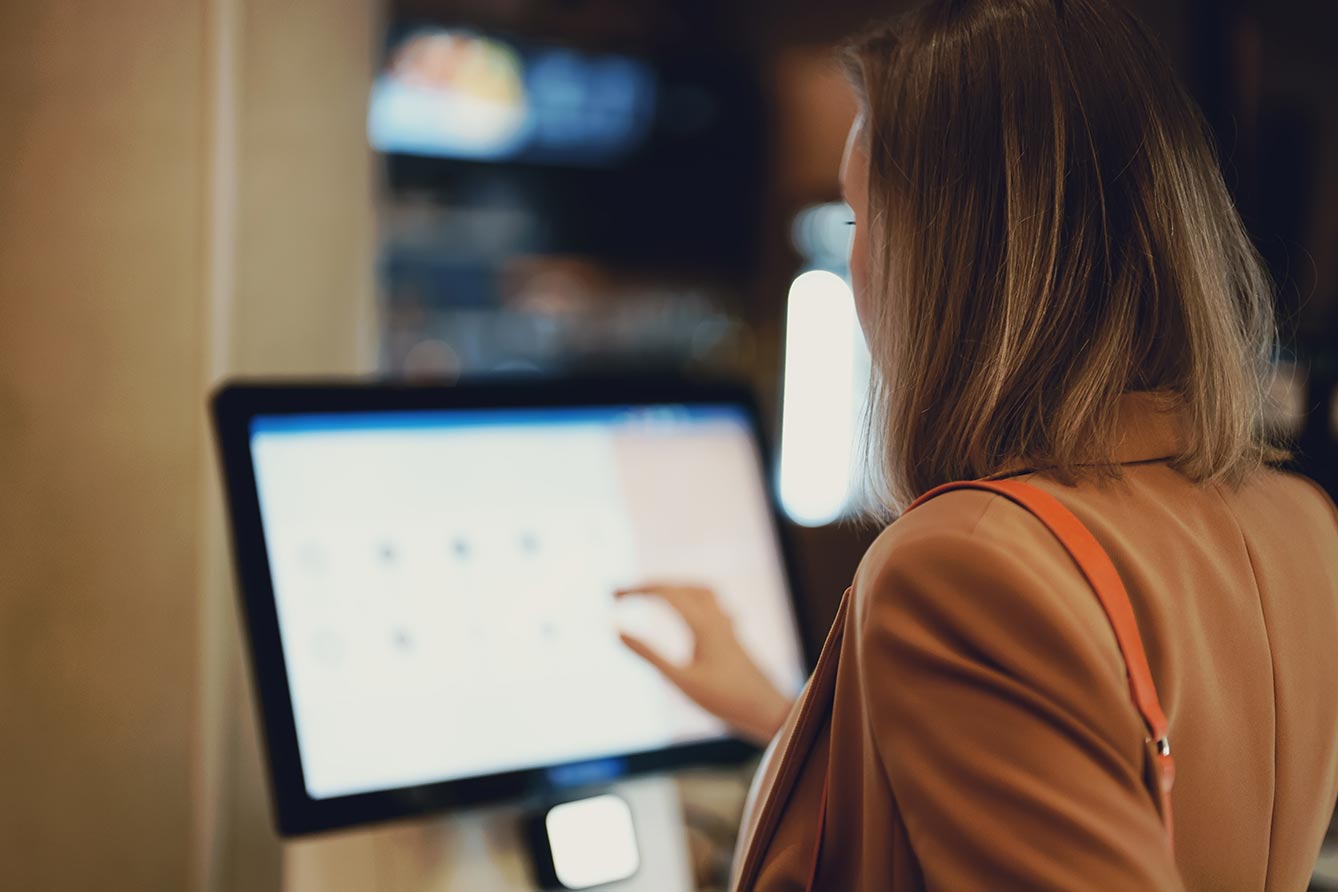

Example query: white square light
[545,794,640,889]
[779,268,868,527]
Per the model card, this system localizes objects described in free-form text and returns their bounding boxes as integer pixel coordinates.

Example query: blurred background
[2,0,1337,889]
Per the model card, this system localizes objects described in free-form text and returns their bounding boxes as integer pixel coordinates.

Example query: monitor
[212,377,808,835]
[368,27,657,167]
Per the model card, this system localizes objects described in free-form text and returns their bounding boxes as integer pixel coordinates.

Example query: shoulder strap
[804,478,1174,889]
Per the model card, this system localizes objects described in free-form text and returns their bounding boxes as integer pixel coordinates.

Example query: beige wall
[0,2,208,888]
[207,2,377,889]
[0,1,375,889]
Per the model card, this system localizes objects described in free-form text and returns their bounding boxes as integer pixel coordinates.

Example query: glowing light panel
[779,270,865,527]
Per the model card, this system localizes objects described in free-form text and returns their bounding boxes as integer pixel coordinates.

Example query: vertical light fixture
[778,269,864,527]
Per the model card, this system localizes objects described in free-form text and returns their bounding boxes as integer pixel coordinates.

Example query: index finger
[613,582,715,628]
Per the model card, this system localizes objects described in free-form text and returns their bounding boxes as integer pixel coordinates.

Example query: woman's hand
[614,582,795,746]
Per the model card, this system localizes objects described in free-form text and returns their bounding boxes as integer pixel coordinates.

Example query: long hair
[841,0,1285,515]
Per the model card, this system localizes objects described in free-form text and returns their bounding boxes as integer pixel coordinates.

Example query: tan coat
[732,392,1338,891]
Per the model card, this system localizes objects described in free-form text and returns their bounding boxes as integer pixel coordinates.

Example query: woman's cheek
[849,227,872,334]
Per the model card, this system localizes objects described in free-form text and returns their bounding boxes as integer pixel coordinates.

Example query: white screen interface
[250,404,806,800]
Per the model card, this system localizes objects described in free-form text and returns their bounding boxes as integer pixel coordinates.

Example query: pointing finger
[618,632,686,683]
[614,583,715,629]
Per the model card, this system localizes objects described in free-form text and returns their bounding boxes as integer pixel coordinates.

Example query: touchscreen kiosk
[212,377,808,837]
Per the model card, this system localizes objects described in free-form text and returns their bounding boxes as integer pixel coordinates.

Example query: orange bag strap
[805,478,1174,888]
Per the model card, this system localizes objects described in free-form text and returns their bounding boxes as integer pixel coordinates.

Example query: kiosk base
[284,775,694,892]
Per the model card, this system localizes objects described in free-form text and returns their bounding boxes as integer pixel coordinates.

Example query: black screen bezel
[210,374,813,836]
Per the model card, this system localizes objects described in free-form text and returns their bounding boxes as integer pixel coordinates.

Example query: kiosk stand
[284,776,693,892]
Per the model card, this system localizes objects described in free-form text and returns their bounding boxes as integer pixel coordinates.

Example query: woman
[617,1,1338,889]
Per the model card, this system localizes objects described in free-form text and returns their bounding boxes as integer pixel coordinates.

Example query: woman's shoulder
[1240,465,1338,530]
[850,465,1338,630]
[853,479,1079,593]
[851,480,1097,627]
[848,481,1134,707]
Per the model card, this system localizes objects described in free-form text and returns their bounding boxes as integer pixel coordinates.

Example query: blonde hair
[841,0,1286,516]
